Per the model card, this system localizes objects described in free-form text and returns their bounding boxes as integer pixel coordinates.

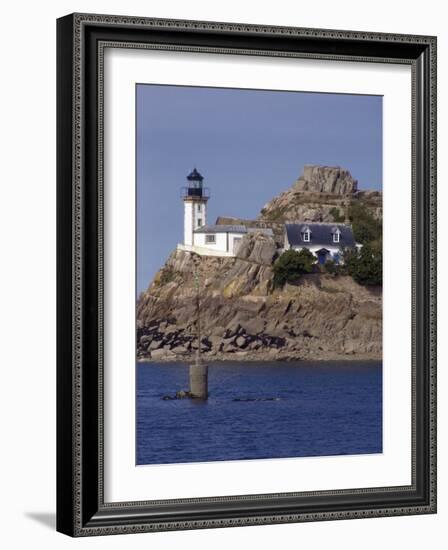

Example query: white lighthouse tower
[182,168,209,246]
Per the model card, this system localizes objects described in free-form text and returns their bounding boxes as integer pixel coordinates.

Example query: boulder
[242,317,265,335]
[149,339,162,350]
[171,345,188,355]
[151,348,174,360]
[207,335,223,350]
[235,336,248,348]
[295,165,358,194]
[236,232,277,265]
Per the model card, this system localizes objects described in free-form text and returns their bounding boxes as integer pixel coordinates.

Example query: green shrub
[324,259,339,275]
[273,249,315,287]
[348,200,382,245]
[346,244,382,286]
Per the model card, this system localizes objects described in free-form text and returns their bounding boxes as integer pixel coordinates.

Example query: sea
[136,360,382,465]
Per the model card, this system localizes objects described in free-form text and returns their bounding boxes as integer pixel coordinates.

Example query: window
[197,204,202,213]
[205,234,216,244]
[197,218,202,227]
[333,229,341,243]
[302,228,311,242]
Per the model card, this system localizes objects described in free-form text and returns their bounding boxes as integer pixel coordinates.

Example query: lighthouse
[182,168,209,246]
[177,167,249,257]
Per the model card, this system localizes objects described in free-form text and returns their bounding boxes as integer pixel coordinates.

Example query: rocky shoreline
[138,353,382,364]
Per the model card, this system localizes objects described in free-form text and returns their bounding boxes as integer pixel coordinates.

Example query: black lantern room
[182,168,210,199]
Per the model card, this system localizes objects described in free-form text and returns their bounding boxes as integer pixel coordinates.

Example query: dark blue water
[136,361,382,465]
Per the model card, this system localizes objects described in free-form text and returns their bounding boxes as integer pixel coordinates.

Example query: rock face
[137,232,382,362]
[295,165,358,194]
[259,165,381,223]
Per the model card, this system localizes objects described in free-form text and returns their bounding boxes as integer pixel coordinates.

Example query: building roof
[285,223,356,247]
[187,168,204,182]
[247,227,274,236]
[194,224,247,234]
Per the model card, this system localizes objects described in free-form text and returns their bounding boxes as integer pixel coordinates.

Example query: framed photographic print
[56,13,437,536]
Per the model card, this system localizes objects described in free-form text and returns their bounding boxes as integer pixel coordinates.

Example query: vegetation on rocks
[273,249,315,287]
[323,259,339,275]
[345,244,382,287]
[348,200,382,246]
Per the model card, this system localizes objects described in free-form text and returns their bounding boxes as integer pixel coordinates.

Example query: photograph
[54,8,437,539]
[135,84,383,465]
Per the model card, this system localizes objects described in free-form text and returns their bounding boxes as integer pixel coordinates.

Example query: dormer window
[332,227,341,243]
[302,226,311,242]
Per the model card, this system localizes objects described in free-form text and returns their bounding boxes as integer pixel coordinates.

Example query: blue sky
[137,84,382,294]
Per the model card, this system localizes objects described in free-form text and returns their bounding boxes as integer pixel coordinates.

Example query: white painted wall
[290,244,343,262]
[193,231,245,254]
[183,200,194,245]
[285,232,346,263]
[178,243,235,257]
[193,231,228,251]
[194,200,207,229]
[1,2,446,550]
[184,199,208,244]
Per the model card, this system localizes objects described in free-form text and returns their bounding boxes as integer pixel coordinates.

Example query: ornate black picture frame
[57,13,437,537]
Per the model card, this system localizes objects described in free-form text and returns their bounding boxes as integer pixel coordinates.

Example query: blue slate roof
[285,223,356,248]
[194,224,247,234]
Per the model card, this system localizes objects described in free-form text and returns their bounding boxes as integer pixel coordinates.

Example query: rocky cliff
[295,165,358,194]
[137,232,382,362]
[259,165,382,223]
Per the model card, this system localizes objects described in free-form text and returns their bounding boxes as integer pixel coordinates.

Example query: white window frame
[303,229,311,242]
[205,234,216,244]
[333,230,341,243]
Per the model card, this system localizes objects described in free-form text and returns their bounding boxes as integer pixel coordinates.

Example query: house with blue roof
[284,223,360,265]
